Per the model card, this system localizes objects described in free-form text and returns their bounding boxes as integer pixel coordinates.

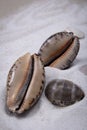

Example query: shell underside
[6,53,45,114]
[38,31,80,69]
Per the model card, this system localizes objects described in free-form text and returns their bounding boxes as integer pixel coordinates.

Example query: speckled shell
[38,32,80,69]
[6,53,45,114]
[45,79,84,107]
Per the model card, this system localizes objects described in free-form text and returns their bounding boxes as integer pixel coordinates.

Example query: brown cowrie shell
[6,53,45,114]
[38,32,80,69]
[45,79,84,107]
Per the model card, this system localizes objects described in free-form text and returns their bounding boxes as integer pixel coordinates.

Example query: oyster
[38,32,80,69]
[6,53,45,114]
[45,79,84,107]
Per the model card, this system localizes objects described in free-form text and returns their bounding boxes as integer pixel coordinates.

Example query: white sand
[0,0,87,130]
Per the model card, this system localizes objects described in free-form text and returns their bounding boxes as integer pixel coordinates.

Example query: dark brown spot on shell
[42,80,44,84]
[29,98,35,105]
[42,72,45,77]
[45,79,84,107]
[40,86,43,91]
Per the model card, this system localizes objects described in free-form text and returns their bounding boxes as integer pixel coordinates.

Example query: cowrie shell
[38,31,80,69]
[45,79,84,107]
[6,53,45,114]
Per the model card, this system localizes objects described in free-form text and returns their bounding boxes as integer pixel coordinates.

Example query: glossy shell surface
[6,53,45,114]
[38,31,80,69]
[45,79,84,107]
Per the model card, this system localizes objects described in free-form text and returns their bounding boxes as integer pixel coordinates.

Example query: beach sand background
[0,0,87,130]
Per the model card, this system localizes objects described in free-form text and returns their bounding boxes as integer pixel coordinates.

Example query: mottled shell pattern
[45,79,84,107]
[38,31,80,69]
[6,53,45,114]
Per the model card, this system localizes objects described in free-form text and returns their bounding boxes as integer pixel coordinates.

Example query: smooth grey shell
[6,53,45,114]
[45,79,84,107]
[38,31,80,69]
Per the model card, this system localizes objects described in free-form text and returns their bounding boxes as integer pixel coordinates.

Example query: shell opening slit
[47,37,74,66]
[15,56,34,111]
